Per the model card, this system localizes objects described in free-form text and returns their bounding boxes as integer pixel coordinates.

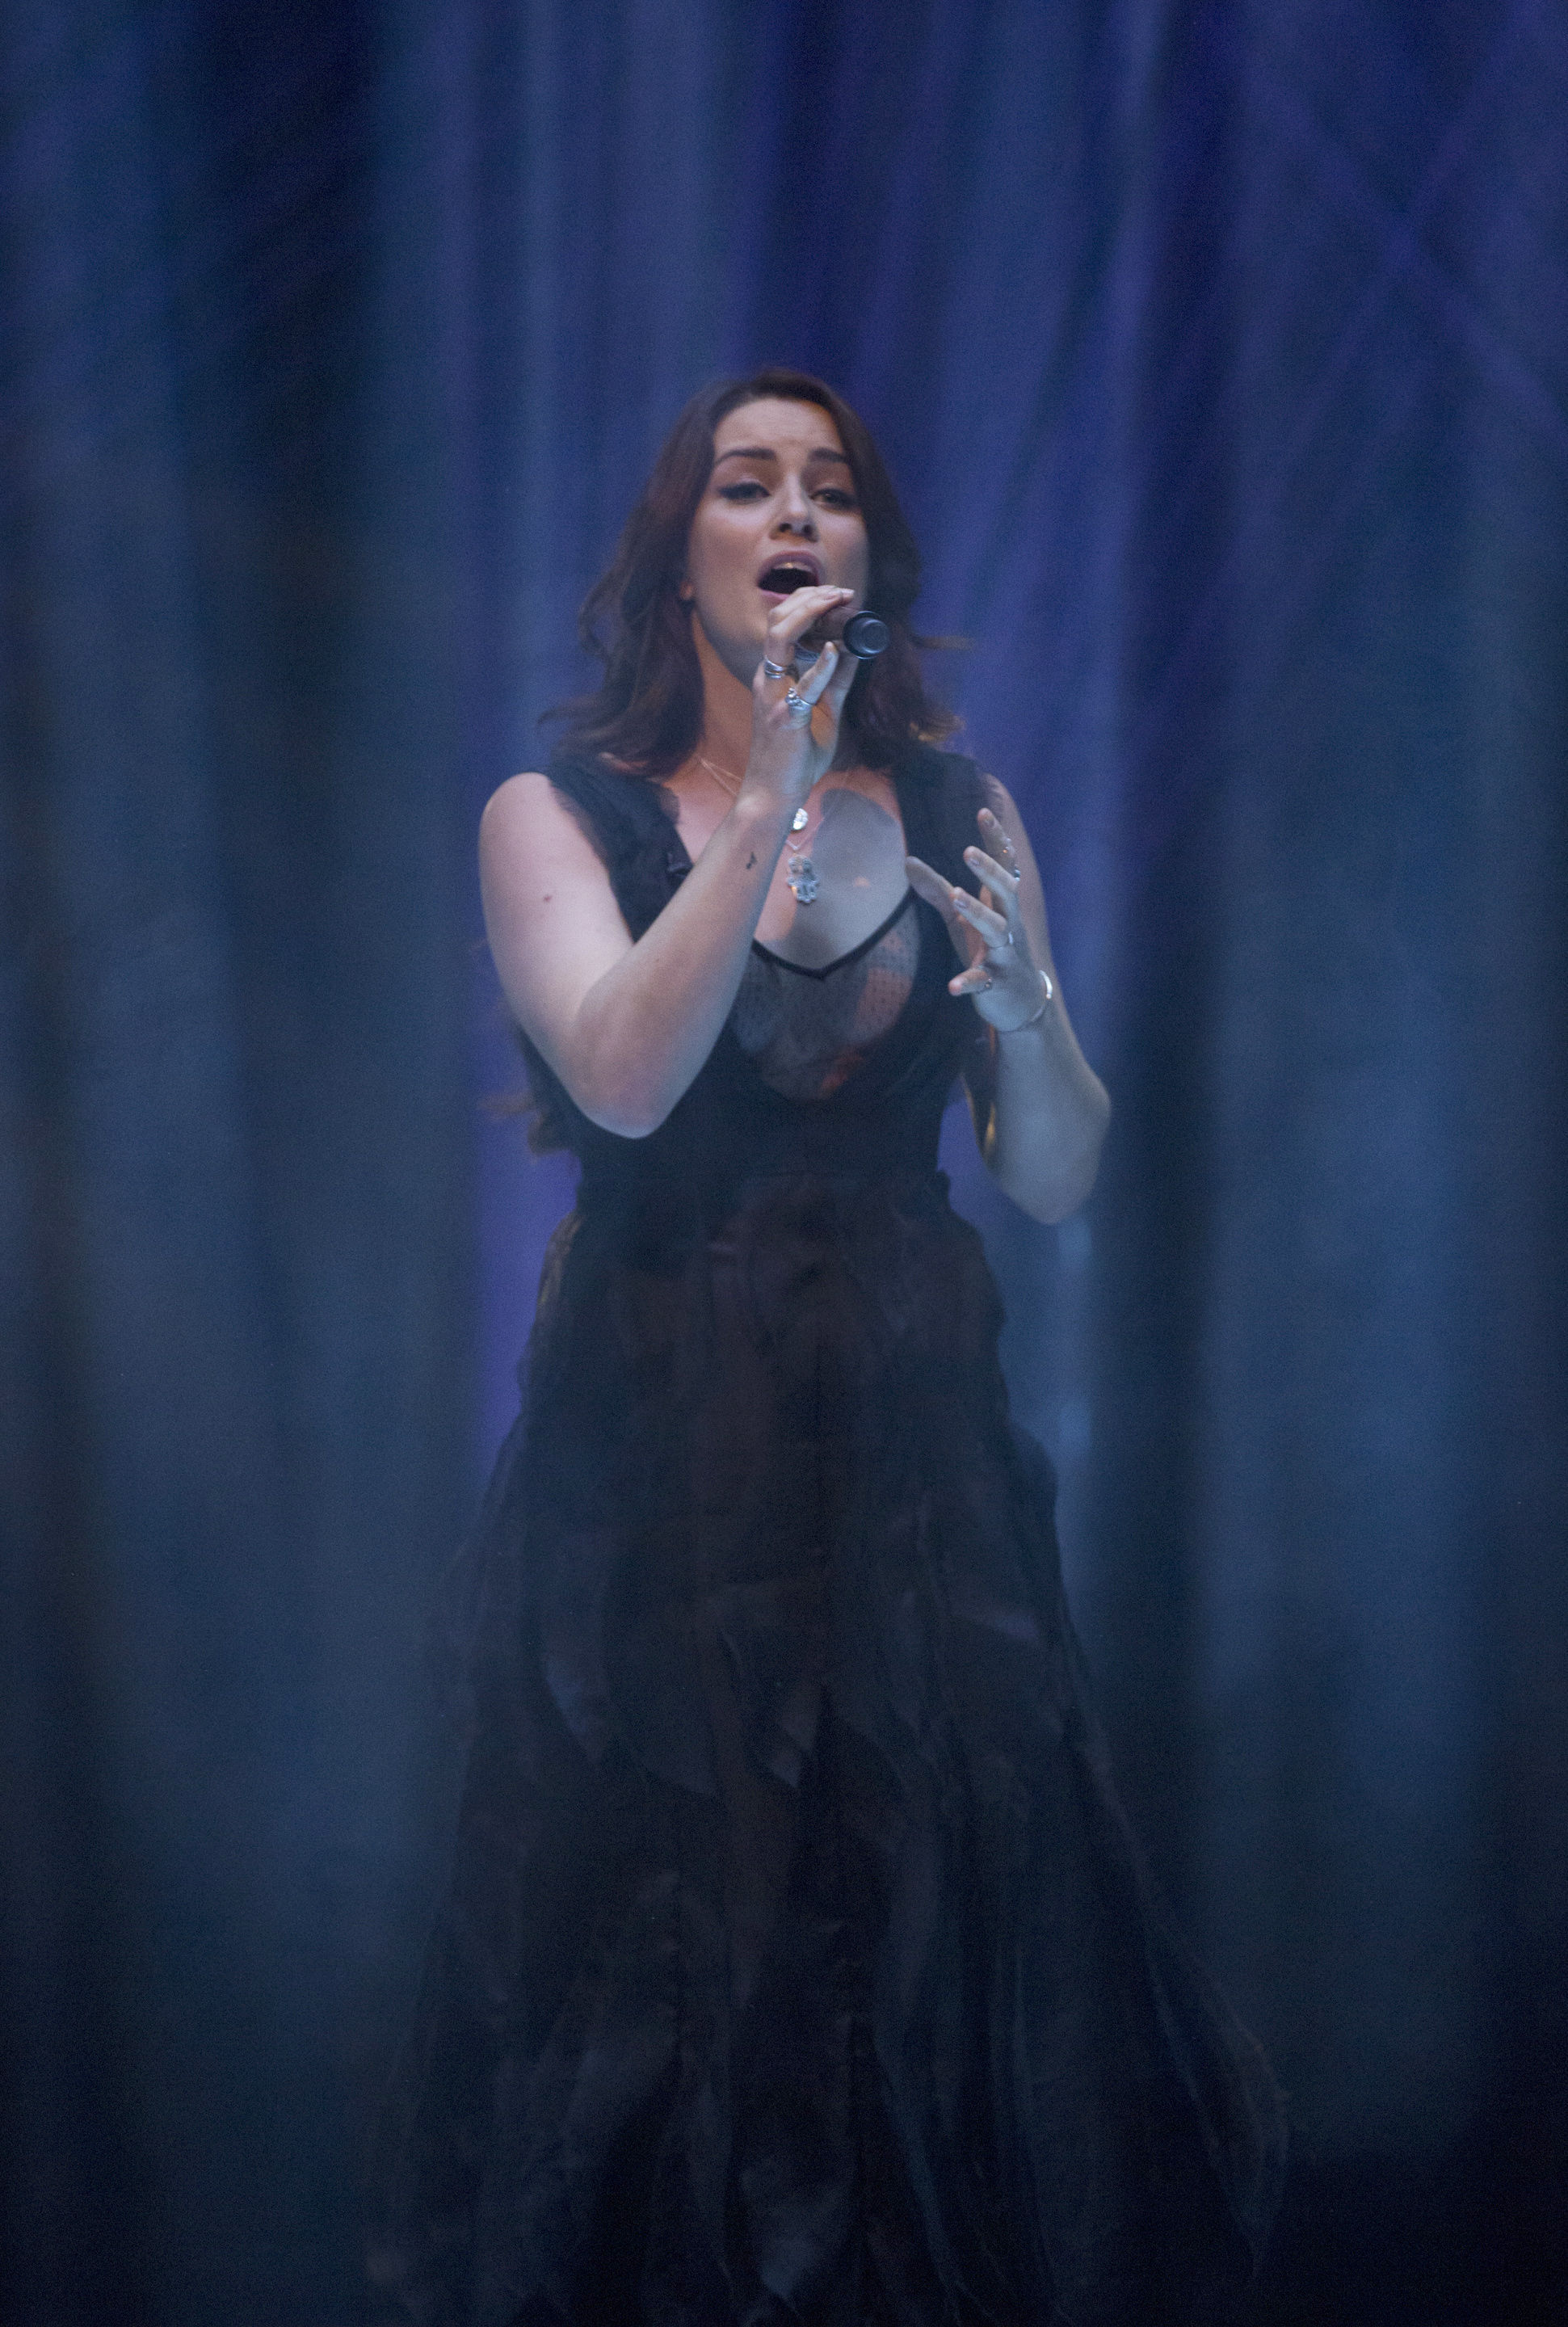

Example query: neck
[690,621,755,780]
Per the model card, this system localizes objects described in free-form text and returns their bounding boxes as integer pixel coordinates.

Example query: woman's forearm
[561,793,794,1136]
[982,998,1111,1223]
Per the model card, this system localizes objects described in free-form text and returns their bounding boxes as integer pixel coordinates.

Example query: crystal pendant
[791,805,810,832]
[785,853,818,904]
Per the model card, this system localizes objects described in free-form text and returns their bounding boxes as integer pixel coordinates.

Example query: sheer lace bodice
[732,890,919,1102]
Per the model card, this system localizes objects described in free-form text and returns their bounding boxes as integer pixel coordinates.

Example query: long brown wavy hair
[548,368,957,776]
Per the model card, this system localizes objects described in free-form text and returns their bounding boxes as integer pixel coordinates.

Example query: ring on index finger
[761,655,794,682]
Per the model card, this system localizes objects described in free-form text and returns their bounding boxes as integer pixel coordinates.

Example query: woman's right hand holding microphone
[744,583,861,816]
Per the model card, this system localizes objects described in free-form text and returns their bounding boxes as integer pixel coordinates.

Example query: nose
[773,476,817,537]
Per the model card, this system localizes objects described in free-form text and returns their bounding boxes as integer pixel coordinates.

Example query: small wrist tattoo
[746,852,757,869]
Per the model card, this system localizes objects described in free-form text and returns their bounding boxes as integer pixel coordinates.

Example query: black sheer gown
[369,747,1286,2327]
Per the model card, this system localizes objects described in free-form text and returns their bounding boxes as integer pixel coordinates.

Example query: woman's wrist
[728,786,798,846]
[995,969,1054,1034]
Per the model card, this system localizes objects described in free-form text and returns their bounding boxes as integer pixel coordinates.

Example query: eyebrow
[712,444,852,469]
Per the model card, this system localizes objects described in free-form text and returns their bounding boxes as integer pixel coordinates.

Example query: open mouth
[758,558,822,595]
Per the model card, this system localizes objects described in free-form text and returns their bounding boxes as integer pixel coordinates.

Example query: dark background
[4,2,1565,2321]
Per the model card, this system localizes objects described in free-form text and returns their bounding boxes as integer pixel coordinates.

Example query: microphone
[842,611,889,659]
[797,608,891,660]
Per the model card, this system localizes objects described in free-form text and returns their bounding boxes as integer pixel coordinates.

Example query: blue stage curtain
[3,2,1564,2320]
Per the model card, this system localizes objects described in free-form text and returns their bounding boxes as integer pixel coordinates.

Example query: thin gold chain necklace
[696,752,742,801]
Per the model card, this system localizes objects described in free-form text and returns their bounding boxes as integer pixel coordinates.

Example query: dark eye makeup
[716,480,859,509]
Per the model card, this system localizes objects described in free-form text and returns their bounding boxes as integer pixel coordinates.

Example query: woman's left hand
[906,805,1047,1033]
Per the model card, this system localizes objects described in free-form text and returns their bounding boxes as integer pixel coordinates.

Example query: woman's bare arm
[907,781,1110,1223]
[480,772,795,1137]
[480,583,859,1138]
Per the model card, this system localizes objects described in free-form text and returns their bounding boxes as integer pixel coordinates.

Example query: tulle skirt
[369,1174,1284,2325]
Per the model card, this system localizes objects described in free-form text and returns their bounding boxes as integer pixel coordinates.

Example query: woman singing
[371,369,1284,2325]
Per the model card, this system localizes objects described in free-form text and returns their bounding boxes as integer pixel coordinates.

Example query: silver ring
[761,656,793,681]
[979,973,994,991]
[784,688,812,727]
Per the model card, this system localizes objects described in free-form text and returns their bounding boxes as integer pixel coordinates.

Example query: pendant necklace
[697,755,821,906]
[784,796,819,905]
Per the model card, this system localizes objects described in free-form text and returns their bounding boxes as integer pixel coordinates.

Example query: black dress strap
[545,755,690,939]
[893,741,990,890]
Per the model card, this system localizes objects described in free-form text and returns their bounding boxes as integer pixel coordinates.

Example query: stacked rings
[760,655,795,681]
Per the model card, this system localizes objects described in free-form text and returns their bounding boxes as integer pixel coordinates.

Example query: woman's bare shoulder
[478,767,633,1039]
[480,769,606,866]
[481,768,566,833]
[977,767,1020,820]
[477,770,629,959]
